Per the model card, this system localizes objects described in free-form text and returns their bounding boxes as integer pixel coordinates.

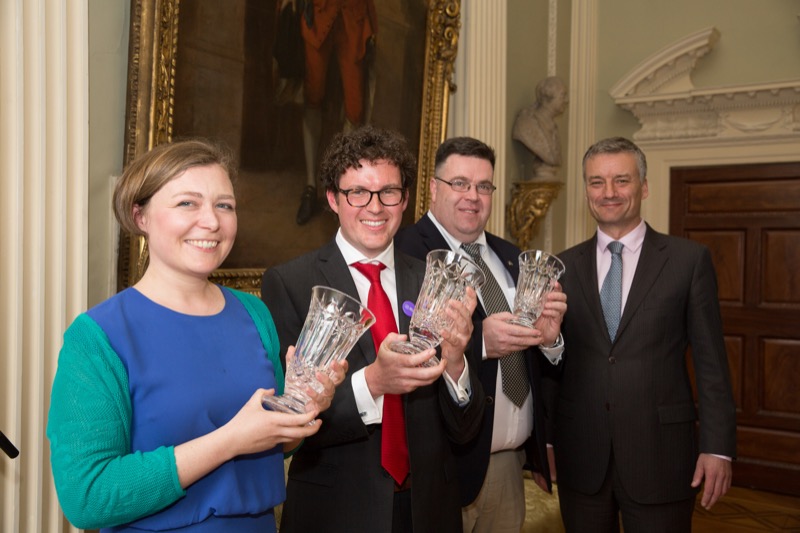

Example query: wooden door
[670,162,800,496]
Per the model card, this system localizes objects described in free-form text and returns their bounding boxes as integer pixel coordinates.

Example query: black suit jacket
[395,214,553,506]
[553,225,736,504]
[261,239,485,533]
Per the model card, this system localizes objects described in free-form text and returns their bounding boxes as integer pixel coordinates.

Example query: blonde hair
[113,139,237,235]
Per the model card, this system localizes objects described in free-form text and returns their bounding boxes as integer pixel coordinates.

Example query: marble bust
[512,76,568,180]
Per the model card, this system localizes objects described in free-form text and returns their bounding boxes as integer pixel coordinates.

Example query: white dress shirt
[427,212,565,452]
[595,220,647,314]
[335,230,471,425]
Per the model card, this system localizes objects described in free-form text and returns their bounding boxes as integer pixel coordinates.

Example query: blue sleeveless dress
[88,287,285,532]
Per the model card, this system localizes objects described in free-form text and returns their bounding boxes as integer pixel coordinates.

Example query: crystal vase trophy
[510,250,565,328]
[262,286,375,414]
[391,249,485,367]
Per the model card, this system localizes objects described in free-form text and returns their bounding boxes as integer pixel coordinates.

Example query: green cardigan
[47,289,284,530]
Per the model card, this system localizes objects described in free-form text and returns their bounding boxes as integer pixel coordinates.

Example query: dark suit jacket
[395,214,553,506]
[553,224,736,504]
[261,239,485,533]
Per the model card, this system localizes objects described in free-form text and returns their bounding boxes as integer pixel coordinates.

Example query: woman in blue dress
[47,139,345,532]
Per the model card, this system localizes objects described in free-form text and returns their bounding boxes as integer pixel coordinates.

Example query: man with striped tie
[395,136,568,532]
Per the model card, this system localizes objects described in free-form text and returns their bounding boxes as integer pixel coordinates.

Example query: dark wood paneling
[762,339,800,415]
[687,180,800,213]
[672,162,800,496]
[687,230,744,303]
[726,337,744,409]
[737,427,800,465]
[763,231,800,305]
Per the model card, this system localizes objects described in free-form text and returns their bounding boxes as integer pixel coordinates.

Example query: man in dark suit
[395,136,567,532]
[262,126,484,532]
[552,137,736,532]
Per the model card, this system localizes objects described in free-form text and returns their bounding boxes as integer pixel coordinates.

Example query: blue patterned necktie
[600,241,624,342]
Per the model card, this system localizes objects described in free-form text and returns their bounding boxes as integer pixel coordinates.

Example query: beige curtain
[0,1,88,532]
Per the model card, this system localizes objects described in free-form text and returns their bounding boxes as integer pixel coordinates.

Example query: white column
[541,0,559,253]
[566,0,599,246]
[0,0,25,526]
[449,0,508,236]
[0,0,87,531]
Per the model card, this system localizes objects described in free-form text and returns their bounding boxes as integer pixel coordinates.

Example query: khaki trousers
[462,449,526,533]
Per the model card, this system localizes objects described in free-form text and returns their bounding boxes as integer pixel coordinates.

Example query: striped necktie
[461,243,530,408]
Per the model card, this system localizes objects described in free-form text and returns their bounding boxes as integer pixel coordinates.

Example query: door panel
[671,162,800,496]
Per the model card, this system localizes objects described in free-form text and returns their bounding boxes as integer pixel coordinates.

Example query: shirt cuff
[710,454,732,461]
[441,355,472,406]
[538,333,564,365]
[352,367,383,424]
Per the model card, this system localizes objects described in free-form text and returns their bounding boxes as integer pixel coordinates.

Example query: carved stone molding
[610,27,800,143]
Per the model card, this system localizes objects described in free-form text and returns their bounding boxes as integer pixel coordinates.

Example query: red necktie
[352,262,409,485]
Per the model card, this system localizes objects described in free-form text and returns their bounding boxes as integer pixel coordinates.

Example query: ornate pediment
[610,27,800,142]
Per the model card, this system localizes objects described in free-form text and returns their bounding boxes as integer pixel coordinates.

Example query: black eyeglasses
[338,187,406,207]
[434,177,497,195]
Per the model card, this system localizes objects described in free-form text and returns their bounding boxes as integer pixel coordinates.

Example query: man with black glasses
[262,126,485,532]
[395,136,567,532]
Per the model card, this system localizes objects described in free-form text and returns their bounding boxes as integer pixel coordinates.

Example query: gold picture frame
[119,0,461,294]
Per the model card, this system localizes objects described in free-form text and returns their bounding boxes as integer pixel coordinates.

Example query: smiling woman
[115,141,239,310]
[47,139,343,532]
[133,164,238,291]
[120,0,463,294]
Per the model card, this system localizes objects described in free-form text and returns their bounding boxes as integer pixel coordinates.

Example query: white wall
[506,0,573,254]
[597,0,800,142]
[88,0,129,307]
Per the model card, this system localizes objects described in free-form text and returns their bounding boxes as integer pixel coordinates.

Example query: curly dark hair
[319,125,417,194]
